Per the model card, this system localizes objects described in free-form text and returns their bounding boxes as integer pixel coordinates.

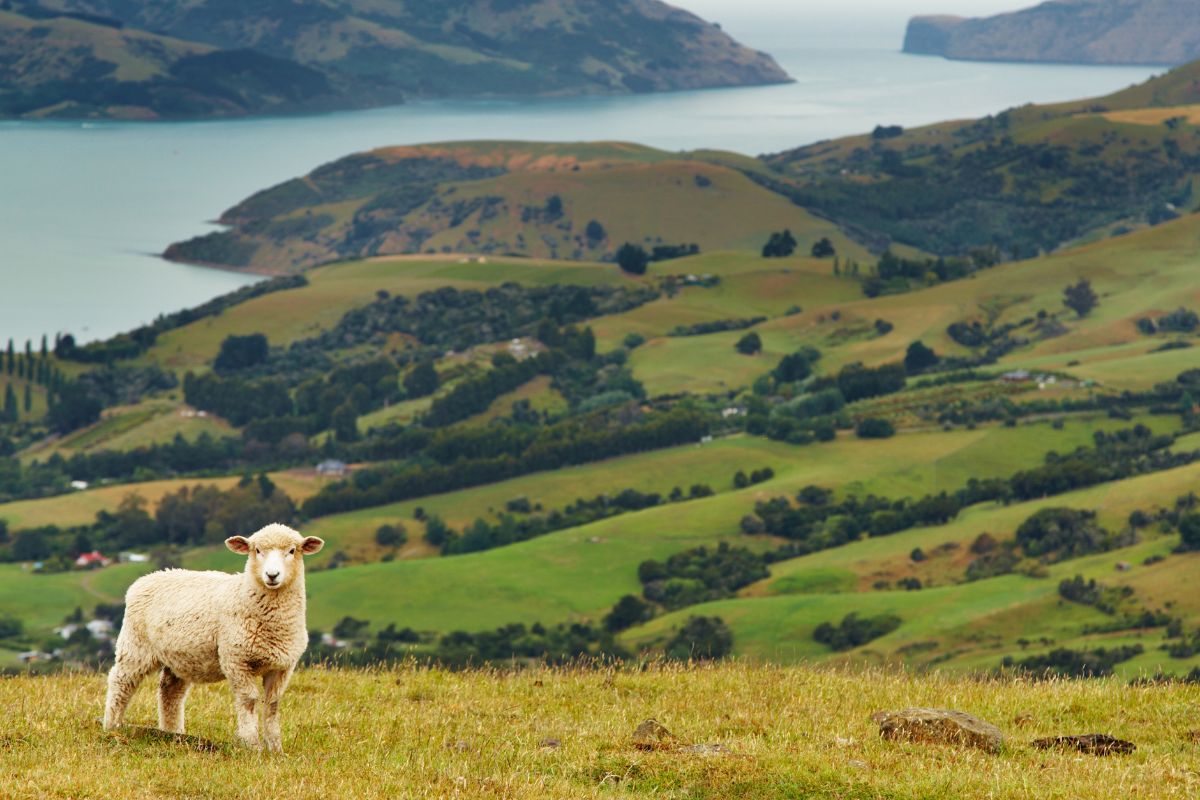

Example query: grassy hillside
[765,59,1200,257]
[0,8,336,119]
[5,0,789,120]
[164,142,869,274]
[6,665,1200,799]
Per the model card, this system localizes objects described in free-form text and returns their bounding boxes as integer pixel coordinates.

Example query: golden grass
[4,664,1199,799]
[0,469,325,530]
[1101,106,1200,126]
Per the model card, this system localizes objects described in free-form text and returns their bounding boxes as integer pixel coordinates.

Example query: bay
[0,11,1158,345]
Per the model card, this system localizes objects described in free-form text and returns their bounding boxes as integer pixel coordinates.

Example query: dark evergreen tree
[1063,278,1098,318]
[214,333,270,372]
[811,237,836,258]
[616,243,649,275]
[735,332,762,355]
[3,384,16,422]
[904,340,939,373]
[403,361,440,399]
[761,229,797,258]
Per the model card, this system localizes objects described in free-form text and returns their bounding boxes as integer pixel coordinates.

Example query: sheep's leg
[157,667,190,734]
[226,669,261,750]
[103,650,157,730]
[261,669,291,754]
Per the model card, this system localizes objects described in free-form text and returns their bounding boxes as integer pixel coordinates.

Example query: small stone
[1031,734,1135,755]
[1187,730,1200,743]
[1012,713,1034,728]
[632,719,676,751]
[538,737,561,749]
[680,743,730,755]
[835,736,857,747]
[872,708,1004,753]
[448,740,472,752]
[847,759,869,771]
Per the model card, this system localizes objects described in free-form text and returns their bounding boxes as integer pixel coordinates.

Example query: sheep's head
[226,524,323,590]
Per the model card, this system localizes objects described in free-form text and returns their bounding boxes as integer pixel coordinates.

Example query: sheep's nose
[266,572,280,581]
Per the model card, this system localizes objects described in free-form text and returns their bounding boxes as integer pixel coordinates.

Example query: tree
[374,524,407,548]
[1063,279,1098,318]
[585,220,607,244]
[665,616,733,660]
[772,351,813,383]
[1179,514,1200,551]
[22,383,31,413]
[2,384,16,423]
[403,361,439,399]
[904,340,938,373]
[761,230,797,258]
[811,237,836,258]
[855,417,895,439]
[616,243,649,275]
[331,403,359,443]
[603,594,652,632]
[214,333,269,372]
[735,332,762,355]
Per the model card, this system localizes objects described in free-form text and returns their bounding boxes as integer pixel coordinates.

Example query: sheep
[102,523,324,752]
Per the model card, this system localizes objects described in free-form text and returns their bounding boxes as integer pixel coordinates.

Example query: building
[74,551,112,569]
[316,459,348,477]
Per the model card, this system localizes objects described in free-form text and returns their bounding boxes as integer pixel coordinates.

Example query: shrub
[813,612,901,651]
[736,332,763,355]
[374,524,407,547]
[665,616,733,660]
[855,418,895,439]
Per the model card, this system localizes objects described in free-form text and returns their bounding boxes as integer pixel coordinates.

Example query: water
[0,9,1160,345]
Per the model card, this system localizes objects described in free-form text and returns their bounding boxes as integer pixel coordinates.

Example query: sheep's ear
[226,536,252,555]
[300,536,324,555]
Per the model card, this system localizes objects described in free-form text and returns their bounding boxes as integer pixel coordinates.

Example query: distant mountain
[0,0,790,120]
[904,0,1200,66]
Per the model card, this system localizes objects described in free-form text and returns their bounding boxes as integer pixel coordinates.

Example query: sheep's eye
[255,548,261,556]
[288,548,295,555]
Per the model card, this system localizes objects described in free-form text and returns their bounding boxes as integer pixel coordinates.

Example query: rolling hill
[0,0,790,120]
[165,60,1200,274]
[904,0,1200,66]
[163,142,866,274]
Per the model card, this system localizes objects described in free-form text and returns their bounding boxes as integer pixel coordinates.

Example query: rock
[538,737,561,749]
[632,719,677,751]
[872,708,1004,753]
[1012,713,1034,728]
[848,759,869,771]
[1031,734,1136,755]
[680,743,730,755]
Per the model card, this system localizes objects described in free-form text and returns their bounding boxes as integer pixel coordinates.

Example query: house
[56,624,82,640]
[18,651,53,664]
[316,459,347,477]
[86,619,114,639]
[118,551,149,563]
[1001,370,1032,383]
[70,480,89,491]
[74,551,112,569]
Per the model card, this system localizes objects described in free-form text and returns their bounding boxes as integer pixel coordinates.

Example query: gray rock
[632,719,677,751]
[680,743,730,755]
[872,708,1004,753]
[538,737,562,749]
[1031,734,1135,755]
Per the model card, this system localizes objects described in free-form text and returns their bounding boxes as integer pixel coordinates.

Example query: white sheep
[102,523,324,752]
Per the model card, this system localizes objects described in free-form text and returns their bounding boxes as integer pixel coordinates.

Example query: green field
[7,665,1200,800]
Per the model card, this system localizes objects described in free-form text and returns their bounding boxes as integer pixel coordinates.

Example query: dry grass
[3,663,1198,799]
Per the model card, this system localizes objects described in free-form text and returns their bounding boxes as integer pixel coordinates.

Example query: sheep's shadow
[102,723,232,754]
